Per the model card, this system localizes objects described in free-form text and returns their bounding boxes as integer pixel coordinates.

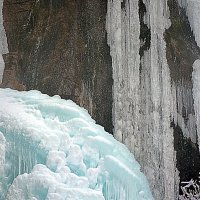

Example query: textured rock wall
[2,0,113,133]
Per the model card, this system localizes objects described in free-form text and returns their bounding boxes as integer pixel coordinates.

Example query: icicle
[192,59,200,151]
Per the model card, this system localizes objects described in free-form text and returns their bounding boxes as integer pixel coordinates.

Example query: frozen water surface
[0,88,153,200]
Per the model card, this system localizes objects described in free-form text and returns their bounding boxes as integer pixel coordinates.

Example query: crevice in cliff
[165,0,200,82]
[165,0,200,139]
[165,0,200,136]
[121,0,125,10]
[138,0,150,58]
[166,0,200,196]
[171,122,200,191]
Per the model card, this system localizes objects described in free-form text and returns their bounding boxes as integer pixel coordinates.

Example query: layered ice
[0,88,153,200]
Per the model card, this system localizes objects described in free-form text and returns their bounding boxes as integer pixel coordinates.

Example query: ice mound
[0,88,153,200]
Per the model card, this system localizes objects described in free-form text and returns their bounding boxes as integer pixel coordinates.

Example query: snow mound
[0,88,153,200]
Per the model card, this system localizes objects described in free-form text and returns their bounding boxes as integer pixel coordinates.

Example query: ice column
[107,0,177,199]
[0,0,8,83]
[141,1,176,199]
[192,60,200,150]
[106,0,140,149]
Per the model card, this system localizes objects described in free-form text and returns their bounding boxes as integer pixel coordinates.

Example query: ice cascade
[0,88,153,200]
[106,0,176,199]
[192,60,200,150]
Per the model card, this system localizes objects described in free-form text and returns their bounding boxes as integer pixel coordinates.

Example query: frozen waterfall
[106,1,176,199]
[0,88,153,200]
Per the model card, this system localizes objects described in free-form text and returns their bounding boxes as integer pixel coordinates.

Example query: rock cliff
[2,0,113,134]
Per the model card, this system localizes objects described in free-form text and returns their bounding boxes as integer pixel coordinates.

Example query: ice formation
[192,60,200,150]
[106,1,176,199]
[0,88,153,200]
[0,0,8,83]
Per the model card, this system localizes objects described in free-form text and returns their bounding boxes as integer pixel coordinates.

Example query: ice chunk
[0,88,153,200]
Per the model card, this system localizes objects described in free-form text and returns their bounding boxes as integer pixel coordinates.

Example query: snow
[0,88,153,200]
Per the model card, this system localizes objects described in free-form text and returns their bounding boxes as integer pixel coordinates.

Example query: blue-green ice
[0,88,153,200]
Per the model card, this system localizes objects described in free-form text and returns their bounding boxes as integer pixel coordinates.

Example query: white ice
[192,60,200,151]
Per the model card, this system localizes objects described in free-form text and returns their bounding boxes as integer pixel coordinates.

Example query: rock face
[2,0,113,133]
[2,0,200,199]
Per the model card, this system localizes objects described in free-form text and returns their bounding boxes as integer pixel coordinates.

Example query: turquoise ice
[0,88,153,200]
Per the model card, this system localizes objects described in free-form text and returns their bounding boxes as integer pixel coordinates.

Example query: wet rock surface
[2,0,113,133]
